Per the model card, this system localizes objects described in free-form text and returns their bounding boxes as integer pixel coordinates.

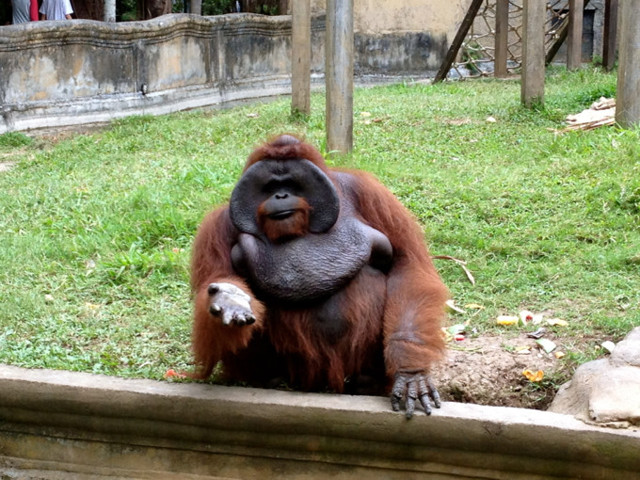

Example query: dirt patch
[431,334,562,410]
[26,123,111,140]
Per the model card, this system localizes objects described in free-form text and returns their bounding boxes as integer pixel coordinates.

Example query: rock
[590,366,640,425]
[549,327,640,428]
[610,327,640,368]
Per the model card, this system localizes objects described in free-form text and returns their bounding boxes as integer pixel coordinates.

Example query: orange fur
[190,135,448,393]
[244,134,330,173]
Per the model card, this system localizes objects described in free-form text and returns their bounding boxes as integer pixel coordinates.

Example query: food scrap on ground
[536,338,557,354]
[601,340,616,354]
[522,369,544,382]
[164,369,187,380]
[496,315,519,326]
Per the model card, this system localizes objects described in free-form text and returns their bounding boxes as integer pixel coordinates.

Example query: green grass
[0,66,638,382]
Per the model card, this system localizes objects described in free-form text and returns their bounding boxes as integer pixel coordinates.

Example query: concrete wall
[311,0,466,38]
[0,12,449,134]
[1,365,639,479]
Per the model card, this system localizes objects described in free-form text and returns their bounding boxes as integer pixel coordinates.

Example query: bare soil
[431,334,563,410]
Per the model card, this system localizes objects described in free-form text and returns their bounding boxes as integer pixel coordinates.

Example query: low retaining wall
[0,14,447,134]
[1,365,639,479]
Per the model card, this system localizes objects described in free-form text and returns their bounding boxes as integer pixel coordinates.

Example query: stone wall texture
[1,365,639,479]
[0,13,448,134]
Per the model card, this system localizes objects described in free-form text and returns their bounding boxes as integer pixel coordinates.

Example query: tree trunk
[104,0,116,22]
[241,0,288,14]
[74,0,103,20]
[191,0,202,15]
[139,0,171,19]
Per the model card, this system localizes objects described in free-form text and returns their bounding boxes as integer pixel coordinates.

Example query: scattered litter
[44,294,54,303]
[164,369,187,380]
[246,112,259,118]
[486,116,497,123]
[554,351,565,359]
[449,344,483,352]
[515,345,532,355]
[601,340,616,354]
[359,111,372,118]
[522,369,544,382]
[464,303,485,310]
[496,315,519,326]
[527,327,547,340]
[432,255,475,285]
[519,310,543,325]
[536,338,557,354]
[446,299,466,314]
[443,324,467,343]
[546,318,568,327]
[448,324,466,336]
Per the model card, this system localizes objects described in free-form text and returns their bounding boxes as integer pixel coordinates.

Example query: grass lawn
[0,66,638,392]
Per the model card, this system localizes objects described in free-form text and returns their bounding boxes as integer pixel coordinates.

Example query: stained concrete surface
[1,364,639,479]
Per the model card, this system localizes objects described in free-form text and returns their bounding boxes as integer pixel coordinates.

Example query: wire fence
[448,0,574,79]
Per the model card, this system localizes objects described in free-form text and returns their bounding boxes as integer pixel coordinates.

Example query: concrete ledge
[1,365,639,479]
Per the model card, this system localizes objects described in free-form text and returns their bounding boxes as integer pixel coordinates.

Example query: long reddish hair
[244,134,329,173]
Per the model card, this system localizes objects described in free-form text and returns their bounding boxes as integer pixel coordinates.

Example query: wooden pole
[602,0,618,71]
[494,0,509,78]
[615,1,640,127]
[545,0,591,65]
[325,0,354,153]
[521,0,545,107]
[433,0,484,83]
[291,0,311,116]
[567,0,584,70]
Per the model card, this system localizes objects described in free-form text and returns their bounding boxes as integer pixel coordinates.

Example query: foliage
[202,0,237,15]
[171,0,236,15]
[117,0,137,21]
[0,67,637,383]
[0,132,32,148]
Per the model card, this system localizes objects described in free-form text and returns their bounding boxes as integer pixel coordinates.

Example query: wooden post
[494,0,509,78]
[602,0,618,71]
[616,1,640,127]
[325,0,354,153]
[567,0,584,70]
[291,0,311,116]
[521,0,545,107]
[434,0,484,83]
[545,0,592,65]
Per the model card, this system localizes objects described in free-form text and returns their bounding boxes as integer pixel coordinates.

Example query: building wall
[311,0,467,39]
[0,12,453,133]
